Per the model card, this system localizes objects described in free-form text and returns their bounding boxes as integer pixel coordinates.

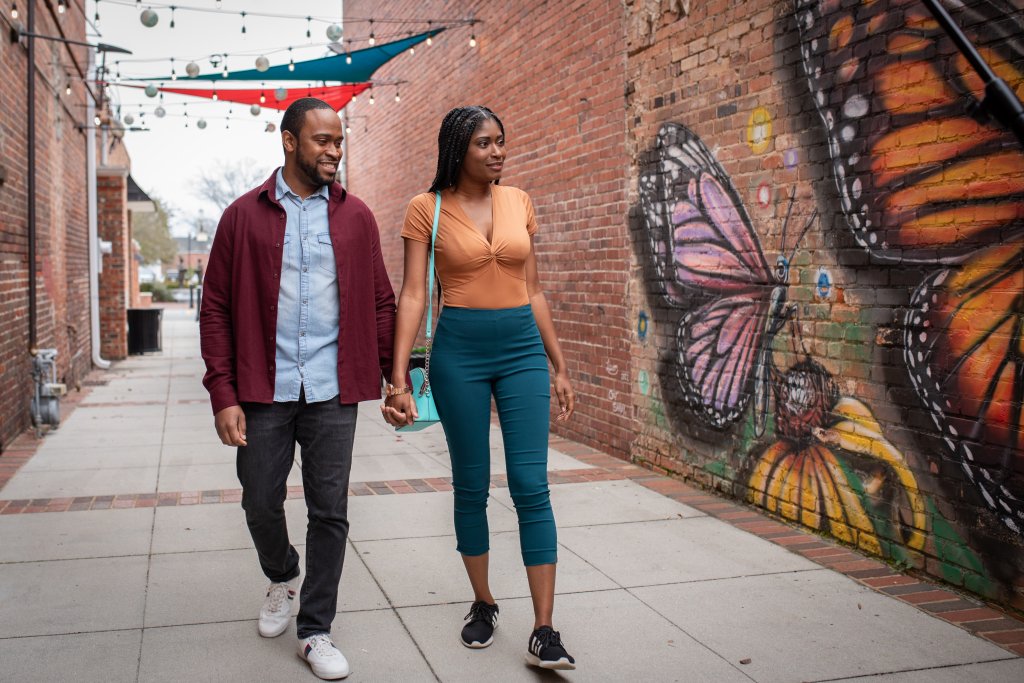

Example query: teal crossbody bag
[398,192,443,431]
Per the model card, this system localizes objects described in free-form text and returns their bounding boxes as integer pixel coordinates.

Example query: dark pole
[921,0,1024,148]
[27,0,37,352]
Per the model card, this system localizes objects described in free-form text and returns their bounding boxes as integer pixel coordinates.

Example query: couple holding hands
[200,98,576,680]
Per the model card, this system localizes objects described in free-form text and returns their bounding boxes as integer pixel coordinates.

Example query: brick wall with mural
[347,0,1024,609]
[344,0,634,456]
[0,5,92,449]
[628,0,1024,609]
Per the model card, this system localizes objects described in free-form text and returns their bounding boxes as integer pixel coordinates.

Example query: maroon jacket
[200,170,396,414]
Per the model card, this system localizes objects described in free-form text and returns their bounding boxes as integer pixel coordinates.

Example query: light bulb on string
[57,1,65,15]
[305,16,311,39]
[115,64,121,83]
[93,0,99,25]
[211,84,218,101]
[369,88,374,105]
[469,34,476,48]
[240,11,246,34]
[94,115,101,126]
[169,5,176,29]
[345,124,351,134]
[345,40,352,64]
[65,84,71,96]
[288,47,295,72]
[409,46,415,56]
[222,60,229,78]
[170,57,177,81]
[259,83,266,104]
[426,22,433,46]
[368,20,375,45]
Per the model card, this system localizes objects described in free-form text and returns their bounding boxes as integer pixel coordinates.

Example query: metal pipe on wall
[87,50,110,370]
[27,0,36,352]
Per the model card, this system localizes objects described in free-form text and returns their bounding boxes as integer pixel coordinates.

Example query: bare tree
[133,195,179,265]
[192,158,271,213]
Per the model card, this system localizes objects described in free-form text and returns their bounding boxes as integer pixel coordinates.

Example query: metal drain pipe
[87,49,110,369]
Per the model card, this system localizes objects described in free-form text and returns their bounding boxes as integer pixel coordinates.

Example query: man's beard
[297,154,334,188]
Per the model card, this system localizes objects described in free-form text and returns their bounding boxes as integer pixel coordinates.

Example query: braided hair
[428,106,505,193]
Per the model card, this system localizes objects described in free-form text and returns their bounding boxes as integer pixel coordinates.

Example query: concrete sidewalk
[1,306,1022,682]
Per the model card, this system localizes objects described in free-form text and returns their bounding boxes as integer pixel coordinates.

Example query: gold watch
[385,383,411,398]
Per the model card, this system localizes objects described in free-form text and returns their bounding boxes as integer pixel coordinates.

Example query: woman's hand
[553,371,575,422]
[382,393,418,428]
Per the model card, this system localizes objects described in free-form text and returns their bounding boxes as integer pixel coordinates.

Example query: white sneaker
[297,634,350,680]
[258,581,296,638]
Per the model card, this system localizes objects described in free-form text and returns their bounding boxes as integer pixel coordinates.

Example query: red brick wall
[344,0,634,456]
[97,169,129,360]
[0,4,92,449]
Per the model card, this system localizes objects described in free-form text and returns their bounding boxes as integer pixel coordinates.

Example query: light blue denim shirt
[273,169,340,403]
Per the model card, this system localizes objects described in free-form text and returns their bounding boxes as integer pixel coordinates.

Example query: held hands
[554,371,576,422]
[214,405,247,446]
[382,393,418,429]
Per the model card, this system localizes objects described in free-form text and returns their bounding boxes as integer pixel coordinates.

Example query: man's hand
[214,405,247,446]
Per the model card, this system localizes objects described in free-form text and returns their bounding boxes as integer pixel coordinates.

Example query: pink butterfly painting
[639,123,814,436]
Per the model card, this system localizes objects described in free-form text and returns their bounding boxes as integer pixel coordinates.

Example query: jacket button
[270,305,276,311]
[275,243,281,248]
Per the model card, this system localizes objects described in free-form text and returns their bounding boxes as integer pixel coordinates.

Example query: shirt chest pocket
[316,232,336,276]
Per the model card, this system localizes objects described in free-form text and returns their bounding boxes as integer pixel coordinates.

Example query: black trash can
[127,308,163,354]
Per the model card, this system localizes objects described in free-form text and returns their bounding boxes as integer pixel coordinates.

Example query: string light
[170,5,176,29]
[170,57,177,81]
[469,34,476,48]
[426,21,432,46]
[368,19,375,45]
[211,84,218,101]
[57,1,65,15]
[240,11,246,34]
[65,84,71,96]
[369,86,374,105]
[394,88,400,103]
[10,2,17,19]
[305,16,311,39]
[288,47,295,72]
[94,0,99,25]
[259,83,266,104]
[345,39,352,65]
[409,46,415,56]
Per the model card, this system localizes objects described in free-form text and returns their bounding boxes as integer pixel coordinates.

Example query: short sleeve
[524,192,538,236]
[401,193,435,244]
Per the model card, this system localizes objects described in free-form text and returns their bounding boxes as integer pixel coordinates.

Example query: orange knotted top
[401,185,538,309]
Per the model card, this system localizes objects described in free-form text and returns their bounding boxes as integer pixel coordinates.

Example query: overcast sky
[89,1,348,235]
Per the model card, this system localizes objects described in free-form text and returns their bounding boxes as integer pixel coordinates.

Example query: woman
[383,106,577,671]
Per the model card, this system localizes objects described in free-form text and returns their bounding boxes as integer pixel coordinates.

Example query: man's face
[284,109,343,187]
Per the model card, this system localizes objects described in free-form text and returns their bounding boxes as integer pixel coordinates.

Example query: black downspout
[27,0,36,351]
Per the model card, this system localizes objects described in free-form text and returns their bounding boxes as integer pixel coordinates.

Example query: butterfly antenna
[779,187,797,254]
[788,208,819,265]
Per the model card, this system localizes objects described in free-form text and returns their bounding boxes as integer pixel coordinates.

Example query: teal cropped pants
[429,305,557,566]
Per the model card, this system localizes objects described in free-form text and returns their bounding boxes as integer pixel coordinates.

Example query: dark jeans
[237,397,356,639]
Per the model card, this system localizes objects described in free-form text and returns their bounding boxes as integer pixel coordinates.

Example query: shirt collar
[275,168,330,202]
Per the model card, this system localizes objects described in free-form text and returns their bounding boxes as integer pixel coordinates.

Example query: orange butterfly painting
[796,0,1024,532]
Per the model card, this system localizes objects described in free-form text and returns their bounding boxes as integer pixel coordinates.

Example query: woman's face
[459,118,506,185]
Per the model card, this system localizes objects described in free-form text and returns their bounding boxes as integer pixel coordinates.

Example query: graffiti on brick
[797,0,1024,534]
[638,122,815,438]
[748,357,927,553]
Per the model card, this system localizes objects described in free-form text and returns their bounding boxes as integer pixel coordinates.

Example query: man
[200,98,396,680]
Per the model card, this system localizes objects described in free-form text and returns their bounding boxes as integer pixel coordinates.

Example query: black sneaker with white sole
[526,626,576,670]
[460,601,499,648]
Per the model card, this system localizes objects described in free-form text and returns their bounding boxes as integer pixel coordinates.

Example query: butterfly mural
[796,0,1024,533]
[638,123,815,437]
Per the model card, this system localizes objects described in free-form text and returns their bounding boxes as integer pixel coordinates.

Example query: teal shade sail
[144,29,444,83]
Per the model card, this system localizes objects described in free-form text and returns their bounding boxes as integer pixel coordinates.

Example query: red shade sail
[118,83,372,111]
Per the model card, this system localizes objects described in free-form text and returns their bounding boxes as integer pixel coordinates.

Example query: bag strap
[426,191,441,339]
[420,191,441,397]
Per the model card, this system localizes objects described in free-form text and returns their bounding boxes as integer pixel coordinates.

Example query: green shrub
[141,281,175,302]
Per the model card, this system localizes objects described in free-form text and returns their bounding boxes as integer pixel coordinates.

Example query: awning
[142,29,443,83]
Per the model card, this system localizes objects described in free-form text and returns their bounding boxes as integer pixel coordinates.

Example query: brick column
[97,167,130,360]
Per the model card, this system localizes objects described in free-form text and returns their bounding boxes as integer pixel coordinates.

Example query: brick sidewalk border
[1,383,1022,657]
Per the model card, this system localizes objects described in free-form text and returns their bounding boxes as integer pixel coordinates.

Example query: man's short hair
[280,98,335,138]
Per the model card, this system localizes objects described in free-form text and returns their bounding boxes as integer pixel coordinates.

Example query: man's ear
[282,130,297,153]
